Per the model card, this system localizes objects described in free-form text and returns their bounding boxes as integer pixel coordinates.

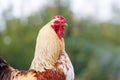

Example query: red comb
[52,15,66,23]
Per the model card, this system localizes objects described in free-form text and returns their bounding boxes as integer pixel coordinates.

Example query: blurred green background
[0,0,120,80]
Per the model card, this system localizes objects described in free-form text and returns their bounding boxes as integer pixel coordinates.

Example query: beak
[63,23,68,26]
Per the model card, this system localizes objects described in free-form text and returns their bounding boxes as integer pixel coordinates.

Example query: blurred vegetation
[0,1,120,80]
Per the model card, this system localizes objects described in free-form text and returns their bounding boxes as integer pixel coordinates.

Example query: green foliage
[0,1,120,80]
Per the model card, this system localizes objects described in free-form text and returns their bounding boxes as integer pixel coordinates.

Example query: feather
[0,16,74,80]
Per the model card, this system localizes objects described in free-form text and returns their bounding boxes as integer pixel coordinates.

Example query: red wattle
[52,25,65,39]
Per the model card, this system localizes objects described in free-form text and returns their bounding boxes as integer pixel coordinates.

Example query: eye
[61,20,65,24]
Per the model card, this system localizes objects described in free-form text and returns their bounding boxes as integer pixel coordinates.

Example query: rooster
[0,16,74,80]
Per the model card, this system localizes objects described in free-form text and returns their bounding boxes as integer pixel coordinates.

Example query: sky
[70,0,112,20]
[0,0,120,22]
[0,0,47,18]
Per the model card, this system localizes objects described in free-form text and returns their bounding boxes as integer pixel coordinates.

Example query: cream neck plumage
[30,21,65,71]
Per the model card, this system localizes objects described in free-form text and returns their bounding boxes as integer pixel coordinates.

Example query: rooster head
[51,16,67,39]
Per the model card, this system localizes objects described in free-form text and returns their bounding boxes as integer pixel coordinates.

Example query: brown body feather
[0,56,66,80]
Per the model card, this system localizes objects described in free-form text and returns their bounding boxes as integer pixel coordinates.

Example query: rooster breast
[55,51,74,80]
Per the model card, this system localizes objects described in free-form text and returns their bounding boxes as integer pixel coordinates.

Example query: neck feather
[30,22,65,71]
